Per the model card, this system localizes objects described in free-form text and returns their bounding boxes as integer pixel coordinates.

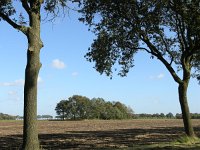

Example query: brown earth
[0,119,200,149]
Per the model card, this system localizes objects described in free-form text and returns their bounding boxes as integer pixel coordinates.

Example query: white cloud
[157,73,165,79]
[72,72,78,77]
[52,59,66,69]
[0,79,24,86]
[149,73,165,80]
[0,77,43,87]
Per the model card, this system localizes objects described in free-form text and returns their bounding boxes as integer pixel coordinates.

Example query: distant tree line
[134,113,200,119]
[55,95,134,120]
[134,113,174,119]
[0,113,16,120]
[16,115,53,120]
[175,113,200,119]
[1,111,200,121]
[37,115,53,120]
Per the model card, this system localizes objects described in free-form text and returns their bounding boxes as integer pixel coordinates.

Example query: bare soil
[0,119,200,149]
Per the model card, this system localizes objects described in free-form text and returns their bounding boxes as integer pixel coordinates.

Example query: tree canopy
[80,0,200,80]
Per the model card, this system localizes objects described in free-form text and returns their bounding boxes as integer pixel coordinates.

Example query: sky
[0,4,200,117]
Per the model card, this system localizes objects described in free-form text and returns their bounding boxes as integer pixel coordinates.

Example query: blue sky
[0,7,199,117]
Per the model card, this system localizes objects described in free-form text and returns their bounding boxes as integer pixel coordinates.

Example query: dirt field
[0,119,200,149]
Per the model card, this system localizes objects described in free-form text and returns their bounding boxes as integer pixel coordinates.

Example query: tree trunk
[178,82,195,137]
[22,12,43,150]
[22,50,41,150]
[63,111,65,120]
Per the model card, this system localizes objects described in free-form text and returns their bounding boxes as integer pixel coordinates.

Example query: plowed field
[0,119,200,149]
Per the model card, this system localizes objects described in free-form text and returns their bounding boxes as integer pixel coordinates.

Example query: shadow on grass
[0,126,199,150]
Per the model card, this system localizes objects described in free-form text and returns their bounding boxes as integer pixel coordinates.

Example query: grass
[0,120,22,122]
[174,135,200,145]
[126,136,200,150]
[126,143,200,150]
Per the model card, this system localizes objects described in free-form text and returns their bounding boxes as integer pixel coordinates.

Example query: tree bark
[22,50,41,150]
[178,81,195,137]
[22,12,43,150]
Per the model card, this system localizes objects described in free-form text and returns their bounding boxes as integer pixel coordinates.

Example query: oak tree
[79,0,200,137]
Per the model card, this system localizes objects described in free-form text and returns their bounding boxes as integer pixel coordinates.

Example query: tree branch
[21,0,30,14]
[30,0,44,8]
[158,33,175,65]
[137,47,151,52]
[0,13,28,34]
[142,36,183,84]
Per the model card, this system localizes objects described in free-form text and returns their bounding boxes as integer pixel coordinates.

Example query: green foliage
[191,113,200,119]
[88,98,106,119]
[0,113,16,120]
[166,112,174,119]
[0,0,15,17]
[79,0,199,137]
[55,100,70,120]
[175,113,182,119]
[134,113,200,119]
[79,0,200,81]
[55,95,134,120]
[175,113,200,119]
[134,112,175,119]
[44,0,68,13]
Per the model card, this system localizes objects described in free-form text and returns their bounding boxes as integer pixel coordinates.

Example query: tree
[79,0,200,137]
[55,95,91,120]
[68,95,91,119]
[0,1,79,149]
[166,112,174,119]
[55,100,69,120]
[160,113,165,118]
[0,113,16,120]
[176,113,182,119]
[90,98,106,119]
[113,101,133,119]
